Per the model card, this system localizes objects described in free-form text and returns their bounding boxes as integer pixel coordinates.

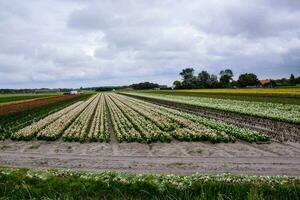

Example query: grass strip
[0,167,299,200]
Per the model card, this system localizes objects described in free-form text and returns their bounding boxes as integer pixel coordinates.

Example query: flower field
[8,93,270,143]
[122,91,300,124]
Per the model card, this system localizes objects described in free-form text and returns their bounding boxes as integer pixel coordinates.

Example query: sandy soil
[1,140,300,175]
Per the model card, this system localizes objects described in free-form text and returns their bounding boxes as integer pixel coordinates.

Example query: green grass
[135,89,300,105]
[0,93,63,105]
[0,167,299,200]
[0,93,93,139]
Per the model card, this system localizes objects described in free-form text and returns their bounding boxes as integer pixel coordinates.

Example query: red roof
[260,79,271,85]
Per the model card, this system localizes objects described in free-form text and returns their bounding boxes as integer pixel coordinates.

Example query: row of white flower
[109,94,173,143]
[63,94,101,142]
[36,94,98,141]
[120,94,269,142]
[86,94,109,142]
[123,92,300,124]
[112,94,231,143]
[11,101,84,140]
[105,94,142,142]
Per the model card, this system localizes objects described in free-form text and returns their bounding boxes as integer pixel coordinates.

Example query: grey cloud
[0,0,299,88]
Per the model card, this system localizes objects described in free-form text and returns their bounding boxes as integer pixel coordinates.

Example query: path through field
[1,140,300,175]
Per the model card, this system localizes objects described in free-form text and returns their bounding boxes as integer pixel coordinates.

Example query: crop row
[107,94,224,143]
[107,94,231,143]
[11,101,84,140]
[63,94,109,142]
[122,92,300,124]
[0,93,93,140]
[12,94,110,142]
[9,93,269,143]
[111,94,269,143]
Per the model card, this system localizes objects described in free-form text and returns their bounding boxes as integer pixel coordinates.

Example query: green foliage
[130,82,160,90]
[219,69,234,87]
[0,167,300,200]
[238,73,259,87]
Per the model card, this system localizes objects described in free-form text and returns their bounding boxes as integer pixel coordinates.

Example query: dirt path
[1,140,300,175]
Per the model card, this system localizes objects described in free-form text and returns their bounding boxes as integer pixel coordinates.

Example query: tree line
[173,68,300,89]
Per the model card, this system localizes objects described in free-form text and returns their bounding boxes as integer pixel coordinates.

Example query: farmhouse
[259,79,271,87]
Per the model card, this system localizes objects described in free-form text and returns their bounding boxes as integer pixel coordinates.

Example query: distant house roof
[260,79,271,85]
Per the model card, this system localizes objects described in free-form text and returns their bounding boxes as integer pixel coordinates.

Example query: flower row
[11,101,84,140]
[107,94,233,143]
[63,94,102,142]
[119,95,270,142]
[36,95,98,141]
[122,92,300,124]
[86,94,110,142]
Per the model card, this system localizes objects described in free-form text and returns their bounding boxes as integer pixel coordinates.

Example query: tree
[180,68,197,89]
[290,74,295,84]
[180,68,194,80]
[209,74,218,88]
[219,69,233,87]
[197,71,210,88]
[130,82,159,90]
[173,80,182,89]
[237,73,259,87]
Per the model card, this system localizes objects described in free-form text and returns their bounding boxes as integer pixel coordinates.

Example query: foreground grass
[0,167,299,200]
[136,88,300,105]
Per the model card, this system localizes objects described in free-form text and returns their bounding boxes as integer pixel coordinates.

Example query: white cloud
[0,0,299,88]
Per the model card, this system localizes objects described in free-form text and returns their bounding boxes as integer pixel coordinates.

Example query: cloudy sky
[0,0,300,88]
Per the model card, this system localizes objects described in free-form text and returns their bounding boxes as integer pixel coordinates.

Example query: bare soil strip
[1,140,300,175]
[121,93,300,142]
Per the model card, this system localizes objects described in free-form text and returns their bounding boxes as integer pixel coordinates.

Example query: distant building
[259,79,272,87]
[70,90,79,95]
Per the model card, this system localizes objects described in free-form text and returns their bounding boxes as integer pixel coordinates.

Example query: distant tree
[173,80,182,89]
[219,69,233,87]
[290,74,295,84]
[180,68,197,89]
[180,68,194,80]
[130,82,159,90]
[237,73,259,87]
[209,74,219,88]
[197,71,210,88]
[295,76,300,84]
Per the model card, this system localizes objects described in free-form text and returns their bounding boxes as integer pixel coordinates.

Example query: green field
[0,93,63,105]
[134,88,300,105]
[1,167,299,200]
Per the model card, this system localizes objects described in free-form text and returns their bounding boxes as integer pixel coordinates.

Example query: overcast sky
[0,0,300,88]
